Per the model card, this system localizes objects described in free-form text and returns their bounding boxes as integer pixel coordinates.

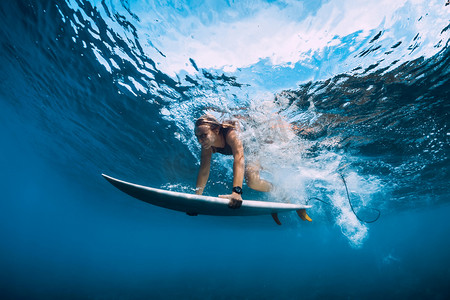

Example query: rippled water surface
[1,0,449,299]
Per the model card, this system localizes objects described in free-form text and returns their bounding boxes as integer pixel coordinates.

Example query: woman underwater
[194,114,312,221]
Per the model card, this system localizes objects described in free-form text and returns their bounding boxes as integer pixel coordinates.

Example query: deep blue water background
[1,0,449,299]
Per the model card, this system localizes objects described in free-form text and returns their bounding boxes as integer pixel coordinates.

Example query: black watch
[232,186,243,195]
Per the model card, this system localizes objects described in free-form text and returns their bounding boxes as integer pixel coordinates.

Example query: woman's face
[195,125,218,149]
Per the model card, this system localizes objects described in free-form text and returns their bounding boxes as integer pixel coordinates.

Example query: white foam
[236,96,383,246]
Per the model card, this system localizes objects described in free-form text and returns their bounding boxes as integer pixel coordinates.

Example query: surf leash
[340,173,380,223]
[307,174,381,223]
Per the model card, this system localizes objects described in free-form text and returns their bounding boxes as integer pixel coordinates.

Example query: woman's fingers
[219,194,243,209]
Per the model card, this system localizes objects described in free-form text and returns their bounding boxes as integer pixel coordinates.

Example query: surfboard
[102,174,312,225]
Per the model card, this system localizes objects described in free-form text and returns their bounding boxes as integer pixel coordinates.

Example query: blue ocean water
[1,0,449,299]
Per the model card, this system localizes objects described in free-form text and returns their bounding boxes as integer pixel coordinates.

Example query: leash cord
[307,174,381,223]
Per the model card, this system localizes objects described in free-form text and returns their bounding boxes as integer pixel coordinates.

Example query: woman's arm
[227,130,245,190]
[196,147,212,195]
[219,129,244,208]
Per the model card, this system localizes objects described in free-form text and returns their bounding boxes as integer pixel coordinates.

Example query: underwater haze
[1,0,449,299]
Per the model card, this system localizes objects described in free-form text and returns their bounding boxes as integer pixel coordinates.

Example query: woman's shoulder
[224,127,243,147]
[223,126,237,137]
[221,119,241,142]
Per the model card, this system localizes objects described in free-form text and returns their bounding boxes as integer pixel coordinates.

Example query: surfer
[194,114,312,221]
[194,114,272,209]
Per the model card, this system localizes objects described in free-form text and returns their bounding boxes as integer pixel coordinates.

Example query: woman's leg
[245,162,312,222]
[245,162,272,192]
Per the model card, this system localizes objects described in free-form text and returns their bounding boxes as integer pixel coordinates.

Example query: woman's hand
[219,192,243,209]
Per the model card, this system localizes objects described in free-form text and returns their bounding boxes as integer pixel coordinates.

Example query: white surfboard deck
[102,174,311,217]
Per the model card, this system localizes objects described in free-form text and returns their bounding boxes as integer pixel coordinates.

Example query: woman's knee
[245,168,256,188]
[245,172,257,189]
[245,167,272,192]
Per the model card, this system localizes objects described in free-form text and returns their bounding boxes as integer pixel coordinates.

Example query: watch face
[233,186,242,194]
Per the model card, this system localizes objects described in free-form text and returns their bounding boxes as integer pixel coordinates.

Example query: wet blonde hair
[195,114,237,131]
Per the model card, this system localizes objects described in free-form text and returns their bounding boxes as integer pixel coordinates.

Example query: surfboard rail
[102,174,312,224]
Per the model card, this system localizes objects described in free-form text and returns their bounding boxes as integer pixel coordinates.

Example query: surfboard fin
[297,209,312,222]
[271,213,282,225]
